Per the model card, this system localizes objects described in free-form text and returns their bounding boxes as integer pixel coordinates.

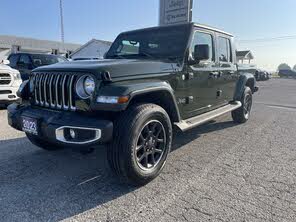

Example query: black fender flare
[128,85,182,122]
[93,81,181,122]
[234,73,257,101]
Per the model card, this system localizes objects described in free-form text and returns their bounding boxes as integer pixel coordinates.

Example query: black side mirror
[193,44,210,62]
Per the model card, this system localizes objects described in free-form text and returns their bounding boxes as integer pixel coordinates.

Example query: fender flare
[127,85,182,122]
[233,73,256,101]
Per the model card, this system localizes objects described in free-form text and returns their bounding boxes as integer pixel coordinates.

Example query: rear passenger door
[216,35,238,105]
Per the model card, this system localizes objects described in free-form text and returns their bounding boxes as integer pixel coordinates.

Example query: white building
[236,50,254,64]
[70,39,112,60]
[0,35,81,60]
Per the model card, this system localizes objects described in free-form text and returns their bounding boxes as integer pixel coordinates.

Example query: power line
[238,35,296,44]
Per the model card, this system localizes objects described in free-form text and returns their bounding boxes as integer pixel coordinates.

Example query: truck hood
[33,59,179,79]
[0,64,19,73]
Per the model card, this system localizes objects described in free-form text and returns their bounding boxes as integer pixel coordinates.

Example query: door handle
[209,72,219,79]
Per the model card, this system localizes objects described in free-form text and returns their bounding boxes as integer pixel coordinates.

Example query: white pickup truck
[0,60,22,106]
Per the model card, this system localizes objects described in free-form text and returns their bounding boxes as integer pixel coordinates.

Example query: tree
[293,65,296,71]
[278,63,291,71]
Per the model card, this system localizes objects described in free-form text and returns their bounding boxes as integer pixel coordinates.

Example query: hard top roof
[119,22,233,37]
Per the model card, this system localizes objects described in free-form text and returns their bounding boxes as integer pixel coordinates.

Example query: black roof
[120,22,233,37]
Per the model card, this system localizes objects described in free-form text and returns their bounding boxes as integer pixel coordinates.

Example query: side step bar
[175,101,242,132]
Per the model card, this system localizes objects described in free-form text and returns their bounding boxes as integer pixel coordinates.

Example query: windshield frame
[31,54,67,67]
[105,24,192,62]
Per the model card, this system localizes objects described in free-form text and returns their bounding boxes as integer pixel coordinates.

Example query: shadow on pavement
[0,119,237,221]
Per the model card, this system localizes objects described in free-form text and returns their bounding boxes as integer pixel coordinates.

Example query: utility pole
[59,0,65,47]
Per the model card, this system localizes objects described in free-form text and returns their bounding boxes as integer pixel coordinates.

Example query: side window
[19,55,31,64]
[218,37,232,63]
[8,55,19,67]
[191,31,214,61]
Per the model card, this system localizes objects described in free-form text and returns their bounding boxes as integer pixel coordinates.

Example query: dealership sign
[159,0,193,26]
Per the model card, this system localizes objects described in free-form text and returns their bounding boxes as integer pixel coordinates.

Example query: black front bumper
[7,104,113,146]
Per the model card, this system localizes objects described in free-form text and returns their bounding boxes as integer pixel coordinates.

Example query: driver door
[185,30,219,118]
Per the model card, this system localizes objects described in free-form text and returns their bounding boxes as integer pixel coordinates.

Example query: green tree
[278,63,291,71]
[293,65,296,71]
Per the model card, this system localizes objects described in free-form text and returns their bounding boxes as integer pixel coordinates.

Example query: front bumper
[0,85,20,104]
[7,104,113,146]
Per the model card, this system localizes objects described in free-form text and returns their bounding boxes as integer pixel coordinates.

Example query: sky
[0,0,296,71]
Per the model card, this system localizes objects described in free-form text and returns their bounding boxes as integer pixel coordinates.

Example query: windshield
[105,25,191,60]
[31,54,66,67]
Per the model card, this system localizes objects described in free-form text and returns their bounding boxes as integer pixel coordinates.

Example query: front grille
[32,73,77,111]
[0,90,12,94]
[0,73,12,85]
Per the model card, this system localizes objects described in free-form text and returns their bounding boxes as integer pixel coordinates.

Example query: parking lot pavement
[0,79,295,222]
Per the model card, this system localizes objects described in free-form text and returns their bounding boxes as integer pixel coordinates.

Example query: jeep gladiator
[8,23,258,185]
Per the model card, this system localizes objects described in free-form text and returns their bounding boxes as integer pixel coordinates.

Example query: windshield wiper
[107,54,126,59]
[138,52,155,59]
[166,56,183,67]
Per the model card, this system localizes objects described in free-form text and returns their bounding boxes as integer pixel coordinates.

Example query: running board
[175,101,242,132]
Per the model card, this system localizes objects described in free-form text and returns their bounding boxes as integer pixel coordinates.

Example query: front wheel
[232,87,253,124]
[107,103,172,186]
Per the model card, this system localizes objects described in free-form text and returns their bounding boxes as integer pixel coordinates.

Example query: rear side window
[218,37,232,63]
[8,54,19,67]
[191,31,214,61]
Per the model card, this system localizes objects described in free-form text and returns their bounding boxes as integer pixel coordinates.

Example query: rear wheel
[232,86,252,124]
[107,103,172,186]
[26,133,63,151]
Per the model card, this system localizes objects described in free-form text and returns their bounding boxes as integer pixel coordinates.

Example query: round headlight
[84,76,95,96]
[76,75,95,99]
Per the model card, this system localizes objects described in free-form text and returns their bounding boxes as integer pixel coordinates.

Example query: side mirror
[193,44,210,62]
[33,59,42,67]
[1,59,10,65]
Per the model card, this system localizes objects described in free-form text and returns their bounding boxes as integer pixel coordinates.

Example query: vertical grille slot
[33,73,77,111]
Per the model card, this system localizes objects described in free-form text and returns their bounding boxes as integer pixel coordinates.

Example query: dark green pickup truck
[8,23,258,185]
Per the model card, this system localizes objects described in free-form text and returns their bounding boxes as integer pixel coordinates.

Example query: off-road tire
[107,103,172,186]
[26,133,63,151]
[232,86,252,124]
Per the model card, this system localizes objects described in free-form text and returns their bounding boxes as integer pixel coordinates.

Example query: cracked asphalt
[0,78,295,222]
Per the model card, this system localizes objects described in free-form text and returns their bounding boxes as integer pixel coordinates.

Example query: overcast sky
[1,0,295,70]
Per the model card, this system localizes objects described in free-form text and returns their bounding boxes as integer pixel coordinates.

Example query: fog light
[70,129,76,139]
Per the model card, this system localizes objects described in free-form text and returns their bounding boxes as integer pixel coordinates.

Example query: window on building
[218,37,232,62]
[190,31,214,61]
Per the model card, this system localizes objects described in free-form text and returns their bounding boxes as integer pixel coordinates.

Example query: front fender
[234,73,257,101]
[91,81,180,120]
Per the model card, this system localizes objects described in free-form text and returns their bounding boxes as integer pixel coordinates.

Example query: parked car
[278,69,296,78]
[7,53,67,81]
[8,23,258,185]
[255,69,270,81]
[0,60,22,106]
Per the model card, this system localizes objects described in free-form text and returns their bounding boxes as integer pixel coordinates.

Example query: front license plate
[22,117,38,135]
